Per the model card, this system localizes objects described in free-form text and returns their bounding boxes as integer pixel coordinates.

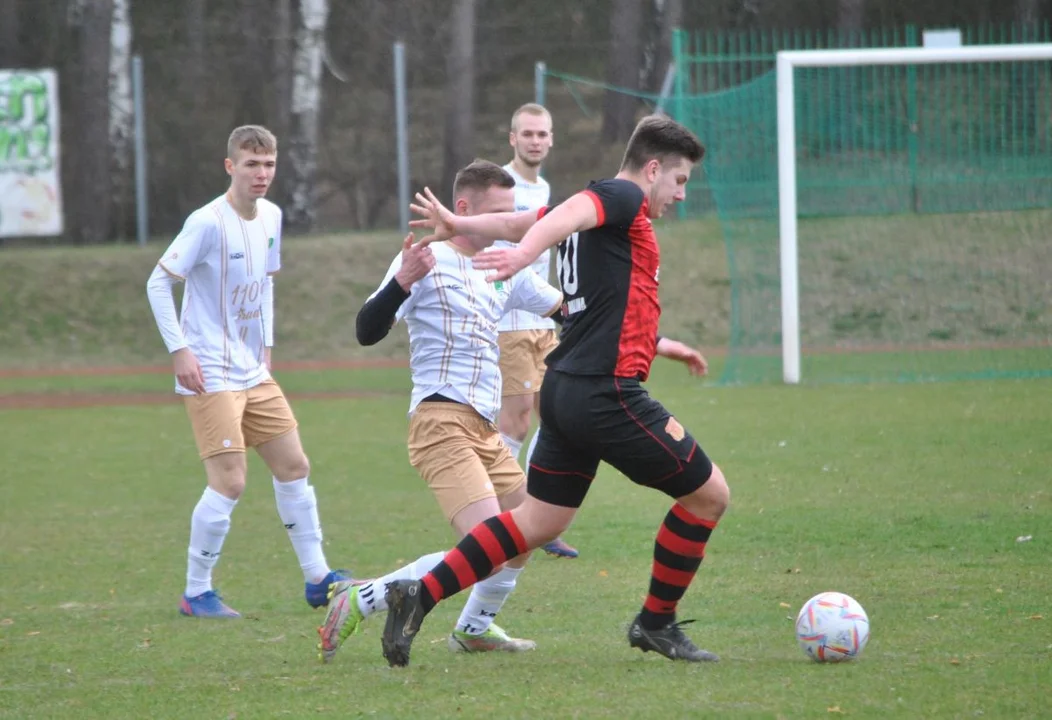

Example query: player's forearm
[146,265,188,353]
[261,275,275,346]
[516,194,597,265]
[454,209,537,242]
[356,277,410,346]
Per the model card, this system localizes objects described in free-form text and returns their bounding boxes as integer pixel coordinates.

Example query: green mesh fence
[673,26,1052,384]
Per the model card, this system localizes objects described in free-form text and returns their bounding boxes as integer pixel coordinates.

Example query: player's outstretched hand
[394,232,436,291]
[470,246,529,283]
[409,187,456,243]
[173,348,206,393]
[656,338,708,377]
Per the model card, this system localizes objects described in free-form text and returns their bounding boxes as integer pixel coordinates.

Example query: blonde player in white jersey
[494,104,578,559]
[317,160,562,662]
[146,125,349,619]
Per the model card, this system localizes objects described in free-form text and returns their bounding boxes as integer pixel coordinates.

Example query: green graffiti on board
[0,73,54,173]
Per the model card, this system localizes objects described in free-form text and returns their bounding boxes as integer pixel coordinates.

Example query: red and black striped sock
[639,503,717,631]
[418,511,528,613]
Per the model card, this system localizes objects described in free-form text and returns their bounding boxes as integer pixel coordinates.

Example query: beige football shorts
[497,328,560,397]
[183,378,298,459]
[407,401,526,521]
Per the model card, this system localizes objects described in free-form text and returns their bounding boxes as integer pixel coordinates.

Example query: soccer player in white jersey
[317,160,562,661]
[146,125,348,618]
[495,103,578,559]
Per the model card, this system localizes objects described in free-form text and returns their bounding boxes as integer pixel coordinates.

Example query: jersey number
[557,232,579,295]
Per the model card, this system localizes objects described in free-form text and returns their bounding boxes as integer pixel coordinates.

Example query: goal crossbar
[776,43,1052,383]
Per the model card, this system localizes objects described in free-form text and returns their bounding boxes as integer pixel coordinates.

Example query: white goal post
[776,43,1052,384]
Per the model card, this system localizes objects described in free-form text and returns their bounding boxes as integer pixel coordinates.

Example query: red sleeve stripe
[536,206,548,220]
[581,189,605,226]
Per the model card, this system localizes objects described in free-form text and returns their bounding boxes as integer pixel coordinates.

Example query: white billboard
[0,69,64,237]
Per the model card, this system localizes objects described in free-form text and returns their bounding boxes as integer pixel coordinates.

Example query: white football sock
[500,433,524,463]
[273,477,330,583]
[456,564,524,635]
[356,551,447,618]
[186,487,237,597]
[524,425,541,469]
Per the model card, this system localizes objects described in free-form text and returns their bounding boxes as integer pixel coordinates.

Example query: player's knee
[206,453,248,499]
[273,452,310,482]
[697,464,730,518]
[675,463,729,521]
[515,500,573,546]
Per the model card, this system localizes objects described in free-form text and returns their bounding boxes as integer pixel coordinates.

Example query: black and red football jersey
[544,178,661,381]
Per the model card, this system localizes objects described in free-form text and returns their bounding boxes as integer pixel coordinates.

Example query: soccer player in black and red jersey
[382,115,727,667]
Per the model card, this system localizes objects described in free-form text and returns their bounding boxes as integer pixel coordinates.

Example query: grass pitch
[1,364,1048,718]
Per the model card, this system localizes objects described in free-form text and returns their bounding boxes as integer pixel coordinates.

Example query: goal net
[680,44,1052,384]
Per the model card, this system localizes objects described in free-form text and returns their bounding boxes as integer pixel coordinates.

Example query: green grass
[0,219,729,372]
[1,363,1049,718]
[715,210,1052,383]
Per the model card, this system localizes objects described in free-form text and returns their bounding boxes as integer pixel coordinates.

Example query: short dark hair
[620,115,705,172]
[452,159,516,200]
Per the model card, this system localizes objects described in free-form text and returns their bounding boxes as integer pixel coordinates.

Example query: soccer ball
[795,591,870,662]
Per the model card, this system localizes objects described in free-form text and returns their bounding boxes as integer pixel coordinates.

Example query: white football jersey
[156,195,281,394]
[495,163,556,332]
[371,241,563,422]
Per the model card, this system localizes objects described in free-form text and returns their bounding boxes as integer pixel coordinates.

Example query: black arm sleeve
[355,277,411,346]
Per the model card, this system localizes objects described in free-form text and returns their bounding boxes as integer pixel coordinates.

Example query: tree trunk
[286,0,330,232]
[235,0,267,123]
[272,0,293,137]
[602,0,644,144]
[833,0,866,152]
[269,0,294,209]
[109,0,133,241]
[67,0,115,244]
[652,0,683,94]
[1013,0,1040,148]
[442,0,476,204]
[184,0,206,89]
[0,0,21,67]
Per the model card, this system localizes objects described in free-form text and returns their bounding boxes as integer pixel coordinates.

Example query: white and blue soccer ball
[795,591,870,662]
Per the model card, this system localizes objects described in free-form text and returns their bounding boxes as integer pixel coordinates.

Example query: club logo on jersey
[493,280,505,293]
[268,237,275,248]
[665,416,685,442]
[168,252,178,260]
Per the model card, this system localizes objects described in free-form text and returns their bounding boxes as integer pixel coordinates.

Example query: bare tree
[602,0,644,144]
[837,0,866,37]
[286,0,330,231]
[833,0,866,151]
[268,0,294,209]
[109,0,134,240]
[1013,0,1041,146]
[272,0,293,137]
[651,0,683,93]
[185,0,206,90]
[235,0,268,123]
[442,0,477,204]
[0,0,22,67]
[66,0,115,244]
